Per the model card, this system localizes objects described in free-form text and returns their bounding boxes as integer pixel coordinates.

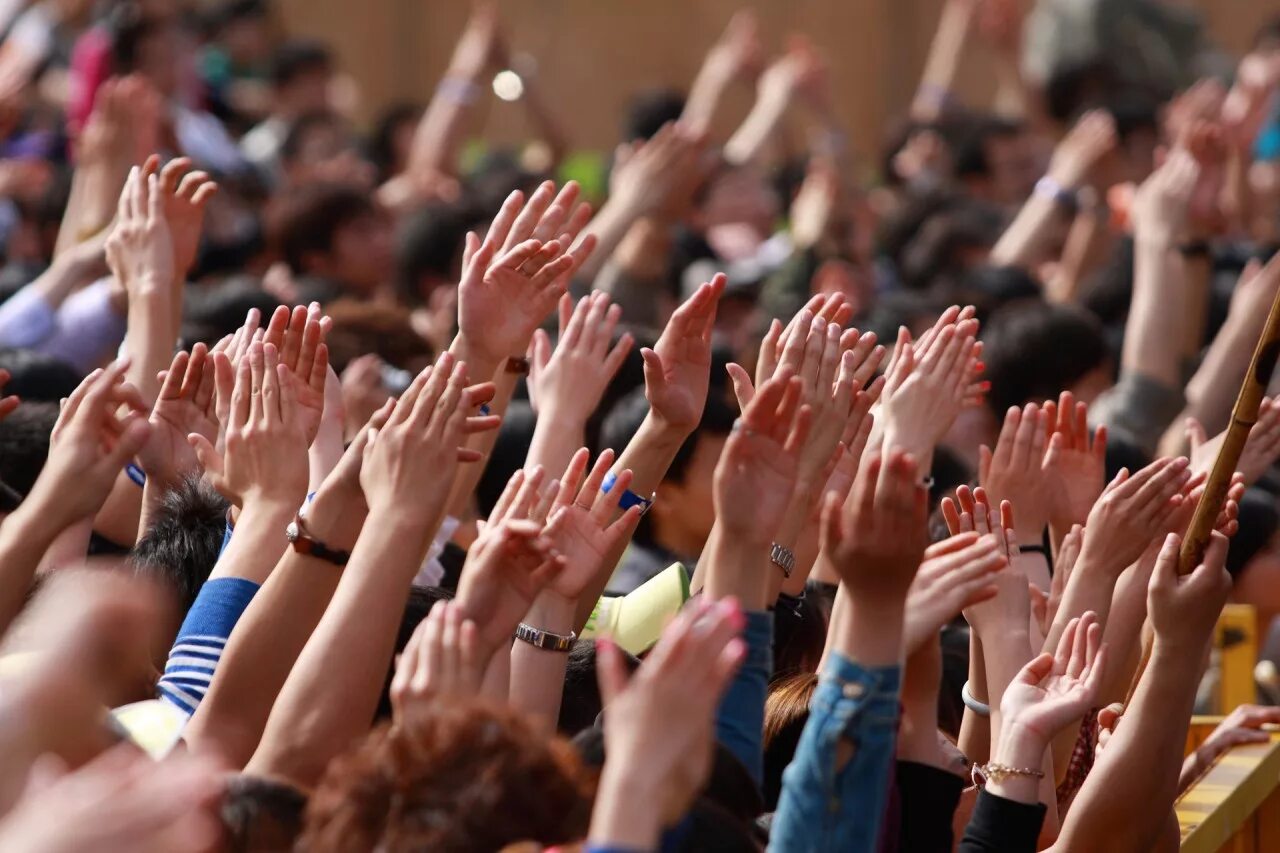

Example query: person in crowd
[0,1,1277,852]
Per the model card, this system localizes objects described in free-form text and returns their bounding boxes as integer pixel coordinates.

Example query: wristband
[125,462,147,487]
[961,680,990,716]
[1178,239,1212,259]
[286,513,351,567]
[1018,543,1050,559]
[978,761,1045,784]
[478,403,491,416]
[1034,175,1079,212]
[436,75,480,105]
[505,356,531,375]
[514,622,576,652]
[601,472,654,515]
[770,543,796,578]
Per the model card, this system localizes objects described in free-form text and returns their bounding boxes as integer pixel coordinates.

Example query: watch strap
[514,622,576,652]
[286,514,351,567]
[601,472,654,515]
[770,543,796,578]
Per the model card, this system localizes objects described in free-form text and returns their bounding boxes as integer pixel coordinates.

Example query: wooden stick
[1124,281,1280,705]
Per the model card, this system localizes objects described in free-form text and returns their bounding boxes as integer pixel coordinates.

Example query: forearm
[444,348,512,520]
[700,530,770,611]
[989,193,1065,274]
[574,416,686,629]
[34,517,94,575]
[508,593,575,734]
[183,491,359,765]
[911,0,973,121]
[1043,557,1117,658]
[723,96,786,167]
[682,63,734,137]
[0,499,66,633]
[1046,207,1111,305]
[588,768,664,851]
[839,591,906,667]
[91,472,144,548]
[1056,642,1203,851]
[1097,558,1155,705]
[406,69,482,180]
[247,513,424,787]
[206,500,293,584]
[524,408,586,483]
[1183,313,1257,437]
[124,287,177,406]
[54,159,127,258]
[574,198,645,287]
[1121,239,1187,389]
[959,632,992,765]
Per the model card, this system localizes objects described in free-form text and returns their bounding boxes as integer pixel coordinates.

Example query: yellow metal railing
[1177,732,1280,853]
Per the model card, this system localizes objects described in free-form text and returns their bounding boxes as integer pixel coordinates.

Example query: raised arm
[1052,532,1231,852]
[723,37,823,167]
[910,0,977,122]
[246,354,482,788]
[681,11,762,137]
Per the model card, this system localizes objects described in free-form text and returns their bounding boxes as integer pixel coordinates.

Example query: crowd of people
[0,0,1277,850]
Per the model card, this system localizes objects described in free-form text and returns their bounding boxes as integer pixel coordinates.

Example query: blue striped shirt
[156,576,259,717]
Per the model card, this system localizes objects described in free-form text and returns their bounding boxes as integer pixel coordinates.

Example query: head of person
[302,707,593,851]
[0,347,82,402]
[557,639,640,738]
[207,0,272,69]
[947,112,1039,206]
[220,774,309,853]
[275,184,393,298]
[322,299,434,374]
[981,298,1112,415]
[368,102,423,182]
[131,475,230,621]
[395,199,486,307]
[623,88,686,142]
[0,401,58,496]
[897,200,1006,290]
[692,161,780,244]
[601,378,737,560]
[181,280,283,346]
[762,672,818,810]
[111,6,183,98]
[771,592,827,680]
[269,40,334,119]
[280,111,374,190]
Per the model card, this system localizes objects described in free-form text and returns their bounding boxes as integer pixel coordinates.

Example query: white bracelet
[962,680,991,717]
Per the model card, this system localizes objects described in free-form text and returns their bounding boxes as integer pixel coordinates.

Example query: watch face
[286,521,299,543]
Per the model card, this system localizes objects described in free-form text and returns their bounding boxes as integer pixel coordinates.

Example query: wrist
[525,592,577,631]
[589,763,664,849]
[447,333,502,382]
[994,719,1052,767]
[124,273,174,298]
[637,411,691,450]
[841,593,907,666]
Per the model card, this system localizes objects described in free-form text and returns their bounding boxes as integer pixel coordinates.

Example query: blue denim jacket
[715,609,774,788]
[768,653,901,852]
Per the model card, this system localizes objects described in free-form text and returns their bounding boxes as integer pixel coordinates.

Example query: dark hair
[373,585,453,722]
[0,402,58,495]
[394,200,484,306]
[947,113,1024,180]
[623,88,685,142]
[221,774,308,853]
[771,593,826,681]
[981,299,1110,415]
[110,5,165,74]
[557,640,640,737]
[131,475,230,616]
[182,279,283,347]
[1228,488,1279,578]
[898,201,1006,290]
[303,708,593,851]
[269,40,333,88]
[321,299,433,373]
[275,184,376,273]
[0,348,82,401]
[763,672,818,810]
[368,102,422,181]
[280,111,355,167]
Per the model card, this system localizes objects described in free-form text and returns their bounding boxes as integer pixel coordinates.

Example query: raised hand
[262,304,330,445]
[1131,147,1200,245]
[979,403,1051,541]
[40,360,151,526]
[821,450,928,603]
[455,182,593,370]
[541,448,644,601]
[390,601,483,729]
[609,122,709,223]
[105,165,174,291]
[1076,457,1192,577]
[145,155,218,281]
[904,532,1006,653]
[1041,392,1107,533]
[642,274,726,434]
[999,611,1106,748]
[528,291,633,421]
[712,372,812,545]
[1188,397,1280,486]
[1046,109,1117,189]
[190,341,308,511]
[878,314,979,459]
[1148,531,1231,656]
[137,343,218,486]
[700,10,764,85]
[591,597,745,848]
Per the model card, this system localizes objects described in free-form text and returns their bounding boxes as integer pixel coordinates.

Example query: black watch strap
[286,515,351,567]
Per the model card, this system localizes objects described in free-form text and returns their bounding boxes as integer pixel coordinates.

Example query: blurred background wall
[276,0,1274,158]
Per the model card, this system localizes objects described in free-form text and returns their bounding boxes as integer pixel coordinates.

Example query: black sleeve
[895,760,965,853]
[958,788,1047,853]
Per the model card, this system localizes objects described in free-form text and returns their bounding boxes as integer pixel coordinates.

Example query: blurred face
[330,213,394,296]
[135,26,181,97]
[222,17,272,66]
[280,69,332,117]
[698,166,780,238]
[284,123,375,190]
[651,432,728,557]
[984,132,1039,205]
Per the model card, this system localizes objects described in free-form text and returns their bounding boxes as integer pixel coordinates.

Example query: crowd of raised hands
[0,1,1278,852]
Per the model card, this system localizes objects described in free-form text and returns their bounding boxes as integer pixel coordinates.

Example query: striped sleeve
[156,576,260,718]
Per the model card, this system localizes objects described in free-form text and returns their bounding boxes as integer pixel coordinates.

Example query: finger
[262,342,281,423]
[484,189,524,253]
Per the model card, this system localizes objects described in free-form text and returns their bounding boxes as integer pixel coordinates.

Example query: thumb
[640,347,664,392]
[595,637,631,708]
[725,362,755,408]
[110,417,152,467]
[1185,417,1207,454]
[188,433,221,476]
